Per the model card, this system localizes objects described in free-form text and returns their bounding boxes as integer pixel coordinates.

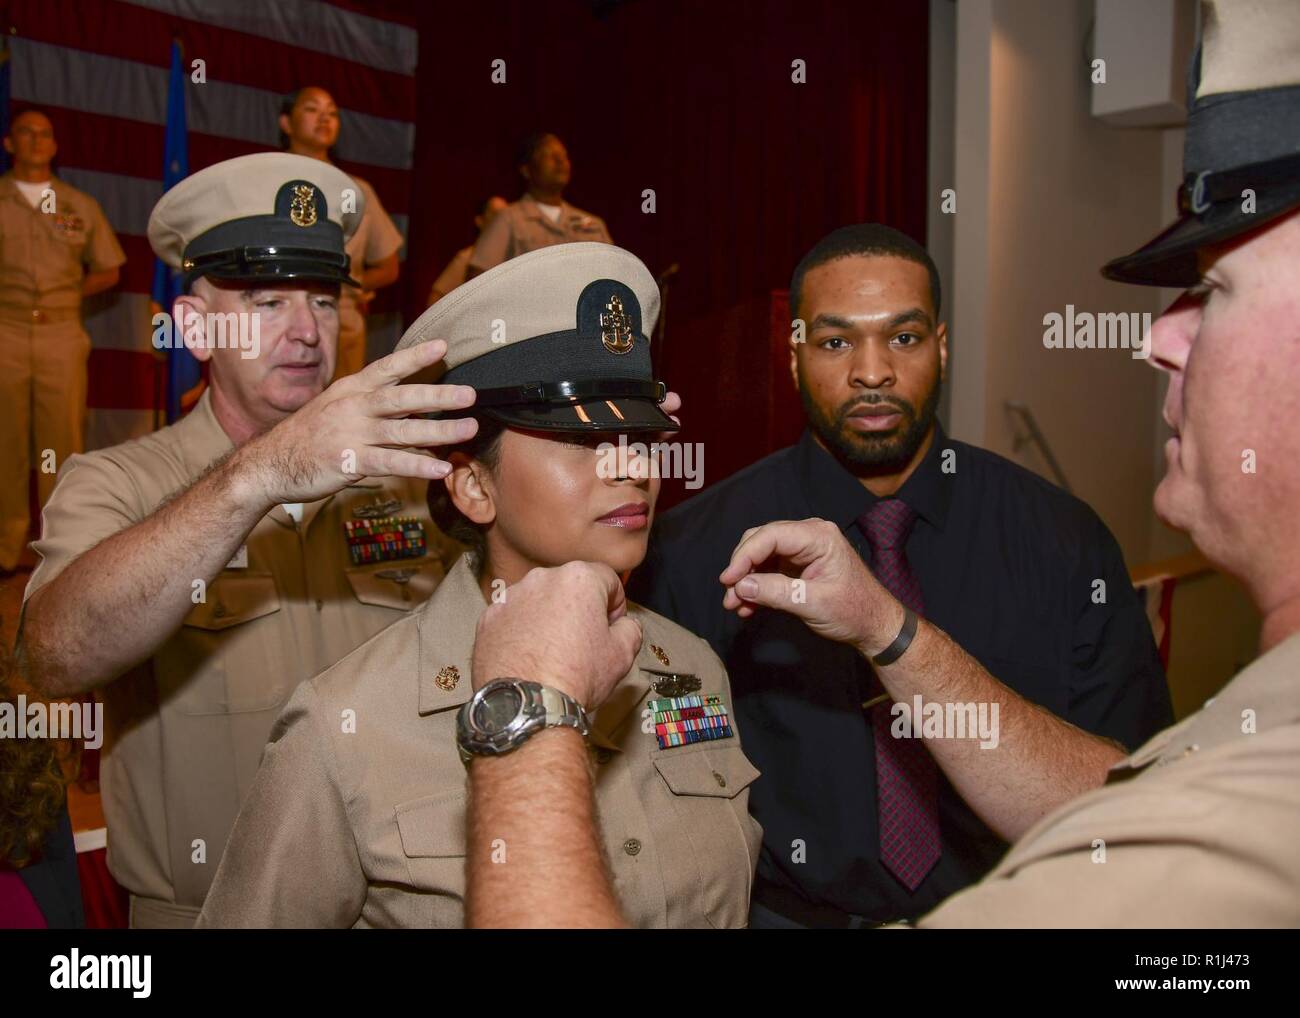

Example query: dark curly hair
[426,416,508,575]
[0,645,74,869]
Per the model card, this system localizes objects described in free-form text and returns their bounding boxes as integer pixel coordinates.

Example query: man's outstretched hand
[233,338,480,507]
[719,518,904,657]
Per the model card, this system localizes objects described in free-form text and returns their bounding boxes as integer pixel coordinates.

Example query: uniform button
[594,747,612,764]
[712,770,727,788]
[315,598,324,611]
[213,603,226,619]
[31,308,44,323]
[622,838,641,856]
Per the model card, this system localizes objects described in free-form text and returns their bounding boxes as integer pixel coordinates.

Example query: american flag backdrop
[4,0,417,449]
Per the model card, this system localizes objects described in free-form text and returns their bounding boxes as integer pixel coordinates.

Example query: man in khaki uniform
[198,243,761,928]
[0,109,125,571]
[280,86,404,381]
[18,152,475,928]
[915,0,1300,928]
[466,133,612,278]
[461,0,1300,928]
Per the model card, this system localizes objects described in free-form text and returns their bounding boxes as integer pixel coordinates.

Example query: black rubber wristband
[871,607,918,666]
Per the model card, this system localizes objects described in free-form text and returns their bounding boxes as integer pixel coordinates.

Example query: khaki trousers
[0,311,90,569]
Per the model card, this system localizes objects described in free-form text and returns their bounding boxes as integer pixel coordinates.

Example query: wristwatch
[456,679,591,765]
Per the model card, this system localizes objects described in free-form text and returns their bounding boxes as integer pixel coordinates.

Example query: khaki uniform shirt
[339,173,404,322]
[21,390,460,922]
[468,195,612,273]
[920,632,1300,928]
[197,554,764,928]
[0,171,125,315]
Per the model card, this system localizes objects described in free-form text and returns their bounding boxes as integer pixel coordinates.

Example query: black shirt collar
[793,424,953,532]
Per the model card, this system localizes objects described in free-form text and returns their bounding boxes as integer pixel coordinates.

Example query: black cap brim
[483,395,679,434]
[192,259,359,289]
[1102,184,1300,287]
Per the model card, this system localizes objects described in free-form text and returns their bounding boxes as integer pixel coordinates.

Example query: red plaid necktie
[858,499,941,891]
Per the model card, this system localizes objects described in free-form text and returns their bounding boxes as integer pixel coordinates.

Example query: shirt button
[712,770,727,788]
[622,838,641,857]
[315,598,324,611]
[31,308,44,323]
[594,747,612,764]
[213,603,226,619]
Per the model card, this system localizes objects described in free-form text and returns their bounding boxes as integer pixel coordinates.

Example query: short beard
[799,372,941,474]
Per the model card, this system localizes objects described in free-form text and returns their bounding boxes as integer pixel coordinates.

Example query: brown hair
[0,646,74,869]
[426,416,508,575]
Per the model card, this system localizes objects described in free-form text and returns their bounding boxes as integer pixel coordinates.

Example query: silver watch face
[474,685,523,735]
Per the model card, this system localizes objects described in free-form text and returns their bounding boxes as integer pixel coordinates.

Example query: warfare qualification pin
[377,566,417,602]
[600,294,634,355]
[643,668,701,697]
[353,498,403,519]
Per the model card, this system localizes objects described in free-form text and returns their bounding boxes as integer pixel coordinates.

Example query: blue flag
[151,39,198,422]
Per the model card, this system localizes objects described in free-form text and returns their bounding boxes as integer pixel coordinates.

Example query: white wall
[949,0,993,450]
[928,0,957,430]
[946,0,1259,709]
[951,0,1169,564]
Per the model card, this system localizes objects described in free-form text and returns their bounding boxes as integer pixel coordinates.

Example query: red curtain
[77,850,129,929]
[406,0,929,507]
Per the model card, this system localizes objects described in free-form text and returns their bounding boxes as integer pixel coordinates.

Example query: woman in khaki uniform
[279,86,403,381]
[199,243,762,928]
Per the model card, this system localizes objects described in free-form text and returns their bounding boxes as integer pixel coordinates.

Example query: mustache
[835,395,915,421]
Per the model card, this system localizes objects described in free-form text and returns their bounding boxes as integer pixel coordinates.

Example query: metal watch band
[456,679,591,765]
[539,685,591,737]
[871,607,918,666]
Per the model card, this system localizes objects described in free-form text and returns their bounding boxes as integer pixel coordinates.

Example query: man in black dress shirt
[629,224,1172,927]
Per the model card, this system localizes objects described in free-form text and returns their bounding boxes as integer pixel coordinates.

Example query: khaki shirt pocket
[395,789,468,858]
[184,572,281,630]
[394,789,469,920]
[651,741,762,928]
[167,571,288,715]
[345,559,445,611]
[653,739,759,800]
